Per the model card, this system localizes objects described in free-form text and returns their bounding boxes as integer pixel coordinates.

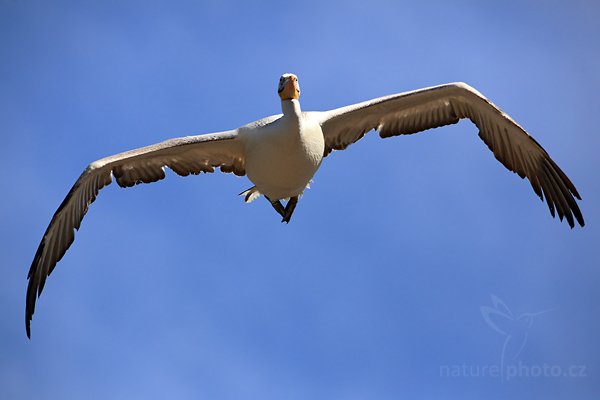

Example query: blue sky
[1,0,599,398]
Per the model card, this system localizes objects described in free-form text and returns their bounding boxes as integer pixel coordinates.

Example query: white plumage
[25,74,584,337]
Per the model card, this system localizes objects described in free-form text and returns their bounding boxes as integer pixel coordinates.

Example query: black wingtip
[26,320,31,339]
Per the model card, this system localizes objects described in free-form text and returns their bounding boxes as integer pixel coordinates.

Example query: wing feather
[316,82,583,228]
[26,130,244,337]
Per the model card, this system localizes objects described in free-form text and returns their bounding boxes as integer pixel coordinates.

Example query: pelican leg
[265,196,286,219]
[281,196,299,224]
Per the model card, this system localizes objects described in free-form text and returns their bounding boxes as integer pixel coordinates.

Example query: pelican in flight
[25,73,584,337]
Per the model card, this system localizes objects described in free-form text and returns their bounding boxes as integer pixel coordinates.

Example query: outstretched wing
[26,130,245,337]
[315,82,584,228]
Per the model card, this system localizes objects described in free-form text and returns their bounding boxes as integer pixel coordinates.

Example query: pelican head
[278,73,300,100]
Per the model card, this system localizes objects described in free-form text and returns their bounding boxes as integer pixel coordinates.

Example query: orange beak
[278,75,300,100]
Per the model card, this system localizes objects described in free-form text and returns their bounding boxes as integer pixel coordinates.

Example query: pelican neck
[281,99,301,117]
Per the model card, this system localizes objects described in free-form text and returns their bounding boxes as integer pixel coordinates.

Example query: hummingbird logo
[480,295,551,377]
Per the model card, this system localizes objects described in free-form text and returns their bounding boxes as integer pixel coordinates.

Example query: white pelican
[25,73,584,337]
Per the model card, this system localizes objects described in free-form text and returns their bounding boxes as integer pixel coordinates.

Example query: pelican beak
[278,74,300,100]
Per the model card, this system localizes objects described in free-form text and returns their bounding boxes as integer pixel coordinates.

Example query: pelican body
[25,73,584,337]
[243,80,324,208]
